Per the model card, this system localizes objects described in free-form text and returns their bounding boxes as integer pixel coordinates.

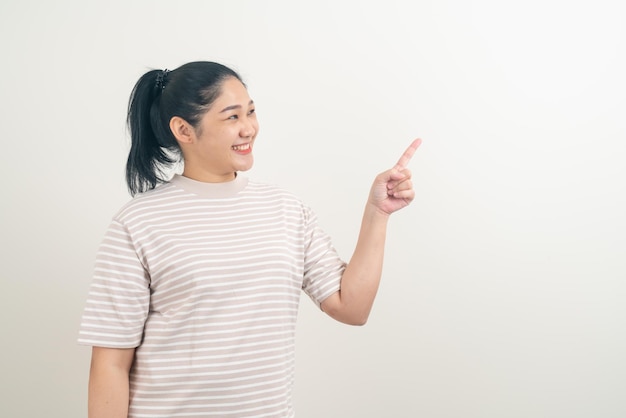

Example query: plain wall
[1,0,624,417]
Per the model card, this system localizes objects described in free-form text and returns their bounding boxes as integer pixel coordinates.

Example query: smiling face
[173,77,259,182]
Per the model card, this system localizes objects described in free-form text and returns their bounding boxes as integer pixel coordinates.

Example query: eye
[248,108,256,116]
[227,114,238,120]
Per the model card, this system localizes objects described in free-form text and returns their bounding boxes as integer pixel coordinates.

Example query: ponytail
[126,69,178,196]
[125,62,243,196]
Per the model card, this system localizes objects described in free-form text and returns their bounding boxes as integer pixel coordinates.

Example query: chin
[237,158,254,172]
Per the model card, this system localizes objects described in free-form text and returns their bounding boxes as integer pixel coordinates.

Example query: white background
[1,1,625,417]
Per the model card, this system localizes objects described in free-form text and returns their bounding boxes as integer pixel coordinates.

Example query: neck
[182,168,237,183]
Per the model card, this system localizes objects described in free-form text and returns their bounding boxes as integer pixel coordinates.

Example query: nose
[240,116,256,138]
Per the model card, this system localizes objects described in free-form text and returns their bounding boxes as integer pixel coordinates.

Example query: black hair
[125,61,243,195]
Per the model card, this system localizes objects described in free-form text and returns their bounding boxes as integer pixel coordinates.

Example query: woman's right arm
[88,346,136,418]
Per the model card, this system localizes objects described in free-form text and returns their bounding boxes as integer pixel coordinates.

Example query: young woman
[78,61,421,418]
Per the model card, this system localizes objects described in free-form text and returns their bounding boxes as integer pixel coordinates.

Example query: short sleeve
[301,206,346,308]
[78,220,150,348]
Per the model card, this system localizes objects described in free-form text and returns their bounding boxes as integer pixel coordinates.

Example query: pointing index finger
[394,138,422,170]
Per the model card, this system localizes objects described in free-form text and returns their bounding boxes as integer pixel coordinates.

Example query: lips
[231,143,250,151]
[232,143,252,154]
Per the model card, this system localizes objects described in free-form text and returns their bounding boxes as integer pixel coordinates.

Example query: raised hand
[368,139,421,215]
[321,138,422,325]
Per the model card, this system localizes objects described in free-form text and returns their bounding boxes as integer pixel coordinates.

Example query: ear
[169,116,196,145]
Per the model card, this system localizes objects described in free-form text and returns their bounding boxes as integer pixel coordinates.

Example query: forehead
[213,77,251,106]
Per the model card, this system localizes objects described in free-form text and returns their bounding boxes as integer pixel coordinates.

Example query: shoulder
[245,179,308,207]
[112,181,180,224]
[245,179,319,224]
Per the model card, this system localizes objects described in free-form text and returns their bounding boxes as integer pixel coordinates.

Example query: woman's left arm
[321,139,421,325]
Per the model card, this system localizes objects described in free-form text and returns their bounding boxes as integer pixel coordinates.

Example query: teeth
[232,144,250,151]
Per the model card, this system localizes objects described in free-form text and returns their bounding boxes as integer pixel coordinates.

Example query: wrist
[364,202,391,223]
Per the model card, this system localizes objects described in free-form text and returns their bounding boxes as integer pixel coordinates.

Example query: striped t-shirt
[78,174,346,417]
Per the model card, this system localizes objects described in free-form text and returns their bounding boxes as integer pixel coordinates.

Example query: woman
[79,61,420,418]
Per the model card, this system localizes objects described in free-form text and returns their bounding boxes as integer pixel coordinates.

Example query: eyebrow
[219,100,254,113]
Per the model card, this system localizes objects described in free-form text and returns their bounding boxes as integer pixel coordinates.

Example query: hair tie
[155,69,170,91]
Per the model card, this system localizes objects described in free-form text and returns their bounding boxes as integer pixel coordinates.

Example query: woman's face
[182,77,259,182]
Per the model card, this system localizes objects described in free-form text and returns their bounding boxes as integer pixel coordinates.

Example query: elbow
[338,311,370,326]
[323,306,370,326]
[321,293,372,326]
[349,318,368,326]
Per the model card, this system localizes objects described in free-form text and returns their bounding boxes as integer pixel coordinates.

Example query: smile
[231,143,251,151]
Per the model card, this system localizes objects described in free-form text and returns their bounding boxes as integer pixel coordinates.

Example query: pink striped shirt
[78,174,346,417]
